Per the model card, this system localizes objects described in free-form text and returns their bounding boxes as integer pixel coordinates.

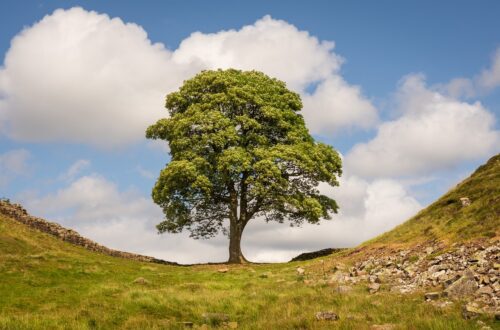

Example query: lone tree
[146,69,342,263]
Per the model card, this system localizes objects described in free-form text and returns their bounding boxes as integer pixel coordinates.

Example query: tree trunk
[227,182,248,264]
[228,219,247,263]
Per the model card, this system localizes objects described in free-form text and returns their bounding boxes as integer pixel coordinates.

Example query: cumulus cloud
[171,15,378,133]
[172,15,341,91]
[302,76,378,134]
[27,174,154,221]
[0,149,31,187]
[21,171,421,263]
[23,174,229,263]
[441,47,500,98]
[346,74,499,177]
[242,175,421,262]
[0,8,183,147]
[0,8,377,148]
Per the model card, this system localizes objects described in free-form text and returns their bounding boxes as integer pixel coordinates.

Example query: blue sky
[0,1,499,263]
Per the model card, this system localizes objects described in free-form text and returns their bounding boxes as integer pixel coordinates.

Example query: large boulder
[444,270,478,299]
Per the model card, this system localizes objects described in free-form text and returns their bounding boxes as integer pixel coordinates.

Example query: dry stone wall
[0,200,177,265]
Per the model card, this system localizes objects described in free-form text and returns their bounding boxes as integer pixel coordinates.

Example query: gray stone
[462,303,482,320]
[392,284,416,294]
[425,292,440,300]
[443,274,460,288]
[133,277,150,285]
[315,311,339,321]
[329,271,348,283]
[444,270,478,299]
[227,321,238,329]
[460,197,471,206]
[202,313,229,322]
[368,282,380,294]
[476,286,493,296]
[430,300,453,309]
[370,325,396,330]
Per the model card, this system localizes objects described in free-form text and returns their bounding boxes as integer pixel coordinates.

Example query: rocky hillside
[311,238,500,321]
[301,154,500,321]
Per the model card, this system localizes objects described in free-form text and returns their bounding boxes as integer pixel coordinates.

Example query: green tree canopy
[146,69,342,263]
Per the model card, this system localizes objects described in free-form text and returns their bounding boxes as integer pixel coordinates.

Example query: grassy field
[0,213,496,330]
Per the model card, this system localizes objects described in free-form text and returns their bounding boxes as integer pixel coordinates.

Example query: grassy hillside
[1,155,499,329]
[0,209,487,329]
[367,154,500,246]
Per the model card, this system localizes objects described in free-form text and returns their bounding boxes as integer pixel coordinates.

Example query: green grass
[0,214,495,329]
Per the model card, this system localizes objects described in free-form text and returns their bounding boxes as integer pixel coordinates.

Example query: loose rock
[368,282,380,294]
[444,270,478,299]
[370,324,396,330]
[335,285,352,294]
[315,311,339,321]
[133,277,150,285]
[462,303,482,319]
[202,313,229,322]
[425,292,440,301]
[226,321,238,329]
[460,197,471,206]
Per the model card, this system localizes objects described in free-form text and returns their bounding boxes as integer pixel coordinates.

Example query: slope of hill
[368,154,500,246]
[3,207,482,330]
[1,155,499,329]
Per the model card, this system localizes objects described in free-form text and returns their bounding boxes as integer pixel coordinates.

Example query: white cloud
[27,174,153,221]
[172,15,341,91]
[58,159,91,181]
[0,149,31,187]
[242,175,421,262]
[0,8,376,148]
[0,7,182,147]
[21,171,421,263]
[302,76,378,134]
[478,48,500,91]
[346,74,499,177]
[172,15,377,133]
[440,47,500,98]
[442,77,476,99]
[23,174,230,264]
